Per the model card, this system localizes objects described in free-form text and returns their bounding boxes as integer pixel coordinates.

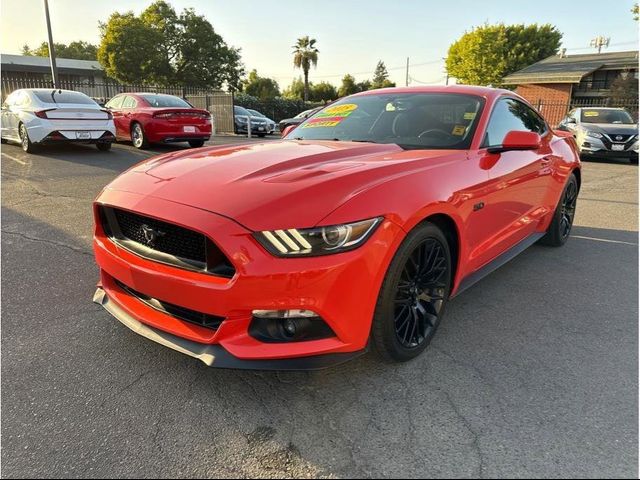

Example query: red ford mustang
[92,86,580,370]
[105,93,212,149]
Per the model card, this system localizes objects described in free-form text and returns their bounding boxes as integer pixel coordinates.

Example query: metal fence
[536,97,639,127]
[1,77,235,133]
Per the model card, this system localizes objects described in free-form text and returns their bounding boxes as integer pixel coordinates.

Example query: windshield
[286,93,484,150]
[140,94,190,108]
[294,109,313,119]
[248,109,265,117]
[234,106,251,116]
[33,90,96,105]
[581,109,634,124]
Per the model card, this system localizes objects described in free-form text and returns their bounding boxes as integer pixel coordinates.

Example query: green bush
[234,92,324,122]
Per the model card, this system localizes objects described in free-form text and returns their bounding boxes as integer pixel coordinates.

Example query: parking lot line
[1,152,27,165]
[572,234,638,246]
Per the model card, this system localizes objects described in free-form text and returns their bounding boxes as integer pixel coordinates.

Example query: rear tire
[96,142,112,151]
[188,140,205,148]
[19,123,37,153]
[258,133,266,138]
[371,222,452,362]
[539,173,578,247]
[131,122,148,149]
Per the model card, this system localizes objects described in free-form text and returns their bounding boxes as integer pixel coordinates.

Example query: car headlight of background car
[255,217,382,256]
[584,130,603,139]
[237,116,248,123]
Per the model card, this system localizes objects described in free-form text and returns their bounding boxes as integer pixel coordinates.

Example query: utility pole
[43,0,59,88]
[590,36,610,54]
[442,57,449,85]
[405,57,409,87]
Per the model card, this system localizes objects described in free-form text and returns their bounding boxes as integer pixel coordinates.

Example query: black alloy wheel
[372,222,452,362]
[539,173,578,247]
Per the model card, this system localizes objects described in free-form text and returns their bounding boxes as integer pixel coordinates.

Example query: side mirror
[566,118,576,124]
[487,131,541,154]
[281,125,296,138]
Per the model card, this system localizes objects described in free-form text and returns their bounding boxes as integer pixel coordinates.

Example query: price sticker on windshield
[317,104,357,117]
[452,125,466,136]
[584,111,600,117]
[302,118,342,128]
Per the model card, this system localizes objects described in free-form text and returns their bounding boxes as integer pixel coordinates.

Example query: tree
[311,81,337,102]
[446,23,562,86]
[282,77,306,100]
[22,41,98,60]
[610,70,639,103]
[243,69,280,100]
[356,79,372,92]
[292,36,319,101]
[98,1,244,88]
[371,61,396,89]
[338,74,358,97]
[633,3,639,21]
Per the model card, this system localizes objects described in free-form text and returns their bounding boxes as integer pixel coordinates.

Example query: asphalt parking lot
[2,136,638,478]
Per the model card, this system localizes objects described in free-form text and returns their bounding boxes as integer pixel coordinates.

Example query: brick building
[503,50,639,125]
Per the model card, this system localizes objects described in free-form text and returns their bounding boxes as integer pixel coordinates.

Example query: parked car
[278,106,322,135]
[233,106,269,137]
[105,93,211,149]
[92,85,581,369]
[247,109,276,135]
[557,107,639,163]
[1,88,116,152]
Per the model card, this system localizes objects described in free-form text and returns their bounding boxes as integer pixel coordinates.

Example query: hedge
[234,93,325,122]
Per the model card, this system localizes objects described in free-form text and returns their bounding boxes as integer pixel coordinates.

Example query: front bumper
[93,189,402,368]
[93,287,365,370]
[579,137,639,158]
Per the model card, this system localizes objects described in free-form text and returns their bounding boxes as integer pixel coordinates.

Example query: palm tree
[292,36,319,101]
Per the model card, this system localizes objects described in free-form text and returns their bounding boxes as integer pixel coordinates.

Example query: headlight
[237,116,248,123]
[585,130,603,139]
[255,217,383,256]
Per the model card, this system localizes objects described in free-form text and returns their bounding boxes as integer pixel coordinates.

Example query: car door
[105,95,126,139]
[1,93,17,139]
[119,96,137,138]
[470,97,551,269]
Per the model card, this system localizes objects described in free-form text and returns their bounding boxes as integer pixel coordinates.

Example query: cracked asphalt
[1,138,638,478]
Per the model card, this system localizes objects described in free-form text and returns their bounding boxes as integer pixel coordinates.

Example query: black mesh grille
[116,280,224,330]
[113,208,206,263]
[101,207,235,278]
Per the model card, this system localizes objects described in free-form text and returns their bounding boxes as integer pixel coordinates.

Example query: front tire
[371,222,452,362]
[19,123,36,153]
[539,173,578,247]
[131,122,148,149]
[188,140,205,148]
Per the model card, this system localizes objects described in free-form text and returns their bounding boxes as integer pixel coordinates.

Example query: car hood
[105,140,460,231]
[581,123,638,135]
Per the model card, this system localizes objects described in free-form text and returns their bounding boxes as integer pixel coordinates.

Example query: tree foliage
[371,61,395,89]
[633,3,639,21]
[243,69,280,100]
[292,36,319,101]
[22,41,98,60]
[98,1,243,88]
[311,81,337,102]
[338,74,358,97]
[282,77,306,100]
[446,23,562,86]
[610,71,639,103]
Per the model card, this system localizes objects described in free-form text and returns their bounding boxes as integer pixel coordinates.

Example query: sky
[1,0,638,89]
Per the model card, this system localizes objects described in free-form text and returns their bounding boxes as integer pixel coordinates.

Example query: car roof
[351,85,512,101]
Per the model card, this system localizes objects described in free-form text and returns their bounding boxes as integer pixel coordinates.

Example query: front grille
[101,206,235,278]
[115,280,224,330]
[603,134,636,146]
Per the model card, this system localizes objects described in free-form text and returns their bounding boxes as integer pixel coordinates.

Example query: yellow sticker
[318,104,358,117]
[463,112,476,120]
[302,120,341,128]
[452,125,466,136]
[584,111,600,117]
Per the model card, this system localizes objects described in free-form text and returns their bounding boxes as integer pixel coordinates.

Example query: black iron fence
[536,97,639,127]
[1,77,235,133]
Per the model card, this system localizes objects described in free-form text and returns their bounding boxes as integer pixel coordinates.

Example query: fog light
[252,309,319,319]
[283,318,297,337]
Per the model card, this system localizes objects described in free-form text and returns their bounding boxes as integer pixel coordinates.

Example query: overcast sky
[1,0,638,88]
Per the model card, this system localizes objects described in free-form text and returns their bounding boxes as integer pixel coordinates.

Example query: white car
[1,89,116,152]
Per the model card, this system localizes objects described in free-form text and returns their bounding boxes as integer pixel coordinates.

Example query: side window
[122,96,137,108]
[483,98,547,147]
[106,96,124,109]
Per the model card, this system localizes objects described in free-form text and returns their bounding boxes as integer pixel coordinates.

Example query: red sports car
[105,93,211,149]
[92,86,581,370]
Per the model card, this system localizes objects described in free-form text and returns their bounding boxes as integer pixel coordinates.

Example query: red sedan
[105,93,211,149]
[92,86,580,370]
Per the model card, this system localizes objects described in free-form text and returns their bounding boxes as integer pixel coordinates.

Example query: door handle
[541,156,553,165]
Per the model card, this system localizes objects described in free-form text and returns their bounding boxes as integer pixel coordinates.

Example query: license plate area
[183,126,196,133]
[76,131,91,140]
[612,144,625,151]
